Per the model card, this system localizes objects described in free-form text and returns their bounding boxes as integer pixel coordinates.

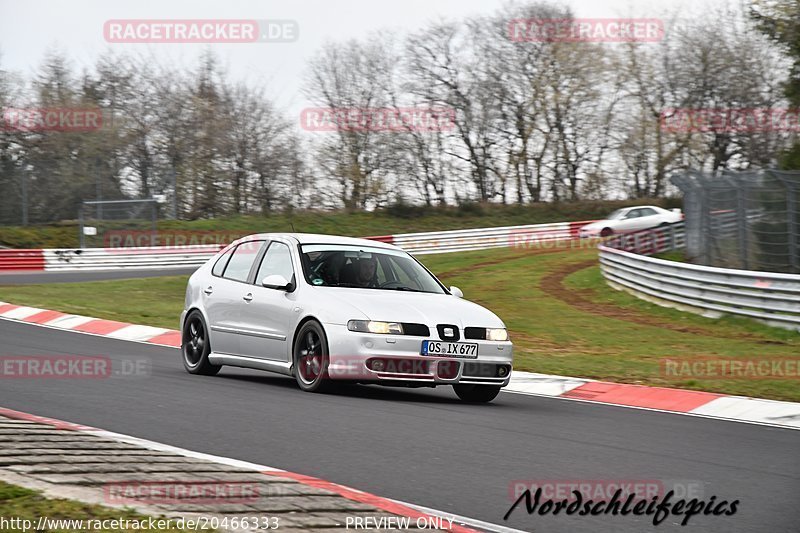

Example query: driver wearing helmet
[354,257,378,288]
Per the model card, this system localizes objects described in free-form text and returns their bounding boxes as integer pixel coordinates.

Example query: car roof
[622,205,661,211]
[237,232,401,250]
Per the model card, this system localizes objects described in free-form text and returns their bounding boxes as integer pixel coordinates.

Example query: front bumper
[323,324,513,386]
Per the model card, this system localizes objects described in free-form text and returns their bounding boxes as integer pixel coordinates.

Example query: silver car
[579,205,682,237]
[180,233,513,402]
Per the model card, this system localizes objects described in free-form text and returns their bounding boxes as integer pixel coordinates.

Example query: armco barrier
[390,220,592,254]
[41,245,225,271]
[0,249,45,271]
[0,220,596,272]
[599,232,800,331]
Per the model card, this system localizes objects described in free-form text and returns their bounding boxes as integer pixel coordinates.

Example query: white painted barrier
[3,219,595,272]
[42,246,224,271]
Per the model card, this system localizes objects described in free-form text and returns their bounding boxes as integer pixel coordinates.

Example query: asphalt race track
[0,319,798,533]
[0,267,198,284]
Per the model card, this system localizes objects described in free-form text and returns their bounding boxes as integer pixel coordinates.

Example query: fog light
[498,366,508,377]
[371,359,386,371]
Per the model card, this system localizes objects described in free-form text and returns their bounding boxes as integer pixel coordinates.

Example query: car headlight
[486,328,509,341]
[347,320,404,335]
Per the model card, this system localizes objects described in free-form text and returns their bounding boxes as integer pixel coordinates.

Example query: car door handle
[203,286,213,295]
[243,293,253,302]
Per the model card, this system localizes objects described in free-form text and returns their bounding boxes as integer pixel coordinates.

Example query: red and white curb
[0,301,182,347]
[0,405,522,533]
[506,372,800,430]
[1,301,798,431]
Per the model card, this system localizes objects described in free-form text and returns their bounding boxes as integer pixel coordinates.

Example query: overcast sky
[0,0,729,116]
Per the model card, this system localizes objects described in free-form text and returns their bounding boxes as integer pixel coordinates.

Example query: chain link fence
[671,170,800,274]
[78,199,158,248]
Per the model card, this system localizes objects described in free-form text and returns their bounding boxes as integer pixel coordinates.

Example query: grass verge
[0,481,213,532]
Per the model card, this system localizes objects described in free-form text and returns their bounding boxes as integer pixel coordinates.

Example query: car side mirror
[450,286,464,298]
[262,274,292,291]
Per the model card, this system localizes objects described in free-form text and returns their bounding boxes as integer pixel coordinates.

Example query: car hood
[308,287,505,328]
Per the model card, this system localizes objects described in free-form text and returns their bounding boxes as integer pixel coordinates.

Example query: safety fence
[0,220,595,271]
[601,222,686,256]
[672,170,800,274]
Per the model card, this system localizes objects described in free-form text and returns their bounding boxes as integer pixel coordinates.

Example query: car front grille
[436,324,460,341]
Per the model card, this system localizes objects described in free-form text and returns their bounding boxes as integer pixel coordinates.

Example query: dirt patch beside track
[435,245,576,279]
[539,259,784,342]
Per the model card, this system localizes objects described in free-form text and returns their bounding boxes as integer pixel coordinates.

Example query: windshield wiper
[382,286,424,292]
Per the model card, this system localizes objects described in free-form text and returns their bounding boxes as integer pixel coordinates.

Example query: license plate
[421,340,478,358]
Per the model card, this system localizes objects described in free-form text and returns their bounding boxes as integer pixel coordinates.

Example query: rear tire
[293,321,333,393]
[453,384,501,403]
[182,310,221,376]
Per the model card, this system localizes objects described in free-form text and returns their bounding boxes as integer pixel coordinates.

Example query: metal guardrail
[599,223,800,331]
[41,246,225,271]
[0,249,46,271]
[0,220,597,271]
[392,220,592,255]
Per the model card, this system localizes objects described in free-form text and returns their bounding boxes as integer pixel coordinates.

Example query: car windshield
[300,244,445,294]
[607,209,627,220]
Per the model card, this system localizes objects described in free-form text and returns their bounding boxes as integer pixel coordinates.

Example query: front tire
[453,384,501,403]
[600,227,614,237]
[182,310,221,376]
[293,321,333,393]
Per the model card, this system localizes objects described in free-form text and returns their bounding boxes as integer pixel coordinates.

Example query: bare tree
[304,35,401,209]
[405,20,504,203]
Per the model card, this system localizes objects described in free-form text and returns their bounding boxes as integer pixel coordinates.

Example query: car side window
[222,241,264,282]
[212,249,232,277]
[639,208,657,216]
[625,209,641,219]
[255,242,294,285]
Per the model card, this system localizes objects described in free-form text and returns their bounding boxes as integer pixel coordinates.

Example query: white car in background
[579,205,682,238]
[180,233,513,403]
